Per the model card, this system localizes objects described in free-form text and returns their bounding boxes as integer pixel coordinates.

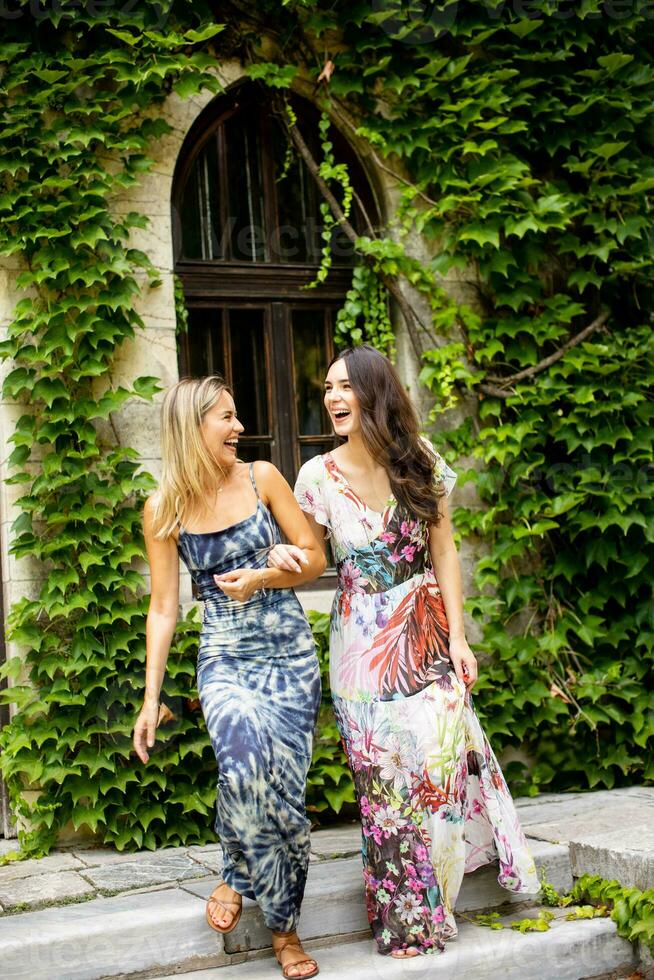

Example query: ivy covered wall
[0,1,652,858]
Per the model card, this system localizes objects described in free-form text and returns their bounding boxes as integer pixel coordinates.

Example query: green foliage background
[0,1,652,858]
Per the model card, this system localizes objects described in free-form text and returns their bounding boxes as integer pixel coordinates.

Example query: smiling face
[200,389,244,470]
[324,358,361,438]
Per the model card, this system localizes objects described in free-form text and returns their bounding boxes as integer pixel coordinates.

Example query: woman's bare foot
[390,946,420,958]
[206,881,242,932]
[272,930,319,978]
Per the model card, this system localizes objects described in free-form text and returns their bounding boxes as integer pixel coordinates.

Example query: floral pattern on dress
[295,449,540,955]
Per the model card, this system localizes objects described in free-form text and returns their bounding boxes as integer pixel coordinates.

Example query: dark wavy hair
[329,344,445,524]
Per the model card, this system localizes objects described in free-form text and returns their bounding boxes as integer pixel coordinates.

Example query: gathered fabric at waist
[194,561,270,601]
[336,553,434,597]
[336,563,437,599]
[198,586,315,662]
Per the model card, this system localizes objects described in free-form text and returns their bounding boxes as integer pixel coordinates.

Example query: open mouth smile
[332,410,351,421]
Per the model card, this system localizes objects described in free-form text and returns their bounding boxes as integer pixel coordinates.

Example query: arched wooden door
[171,82,379,486]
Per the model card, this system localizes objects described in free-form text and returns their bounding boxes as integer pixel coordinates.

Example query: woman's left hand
[449,636,478,691]
[214,568,262,603]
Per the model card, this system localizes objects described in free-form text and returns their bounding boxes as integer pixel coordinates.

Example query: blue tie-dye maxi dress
[295,451,539,956]
[177,464,321,933]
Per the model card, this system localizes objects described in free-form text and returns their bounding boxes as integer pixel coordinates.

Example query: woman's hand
[133,695,162,764]
[449,636,478,692]
[214,568,262,602]
[267,543,309,574]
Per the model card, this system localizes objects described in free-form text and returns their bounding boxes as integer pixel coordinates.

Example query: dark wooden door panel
[179,300,339,487]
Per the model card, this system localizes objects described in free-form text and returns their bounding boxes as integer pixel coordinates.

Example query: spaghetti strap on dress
[177,463,321,932]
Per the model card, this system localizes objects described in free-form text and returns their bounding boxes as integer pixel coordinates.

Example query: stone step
[152,916,635,980]
[209,840,569,956]
[0,840,567,980]
[2,888,226,980]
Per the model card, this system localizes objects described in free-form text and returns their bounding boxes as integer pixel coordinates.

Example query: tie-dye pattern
[177,465,321,932]
[295,452,539,955]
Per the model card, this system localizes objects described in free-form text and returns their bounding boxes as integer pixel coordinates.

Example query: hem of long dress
[374,925,450,956]
[223,871,299,932]
[464,852,541,895]
[222,870,256,903]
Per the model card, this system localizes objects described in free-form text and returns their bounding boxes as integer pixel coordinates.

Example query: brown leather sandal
[205,881,242,934]
[272,931,319,979]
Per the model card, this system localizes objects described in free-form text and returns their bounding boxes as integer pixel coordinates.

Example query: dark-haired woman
[271,345,539,958]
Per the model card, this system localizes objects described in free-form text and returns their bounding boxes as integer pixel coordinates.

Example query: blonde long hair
[151,376,231,539]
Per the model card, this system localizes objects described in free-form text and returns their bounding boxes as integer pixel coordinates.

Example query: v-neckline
[324,452,396,517]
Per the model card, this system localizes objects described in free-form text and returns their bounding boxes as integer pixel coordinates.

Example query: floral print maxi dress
[295,452,539,955]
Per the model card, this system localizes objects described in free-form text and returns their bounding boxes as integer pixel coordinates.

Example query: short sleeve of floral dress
[294,454,332,538]
[295,447,539,957]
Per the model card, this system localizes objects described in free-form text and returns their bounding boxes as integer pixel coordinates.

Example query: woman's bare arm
[428,495,478,690]
[215,463,326,602]
[133,496,180,762]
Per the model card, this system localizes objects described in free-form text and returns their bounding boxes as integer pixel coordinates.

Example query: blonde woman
[132,376,324,980]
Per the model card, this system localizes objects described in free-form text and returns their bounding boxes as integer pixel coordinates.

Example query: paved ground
[0,785,652,915]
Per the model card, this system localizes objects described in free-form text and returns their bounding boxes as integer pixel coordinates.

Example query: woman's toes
[287,966,314,978]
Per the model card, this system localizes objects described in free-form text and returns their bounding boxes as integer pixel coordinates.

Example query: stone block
[106,329,178,390]
[73,844,186,868]
[310,824,362,861]
[458,841,571,913]
[637,938,654,977]
[187,845,225,876]
[0,870,94,912]
[0,839,20,859]
[522,803,654,845]
[569,826,654,891]
[0,851,85,884]
[515,786,654,829]
[0,887,226,980]
[2,578,41,614]
[184,857,368,955]
[81,852,206,894]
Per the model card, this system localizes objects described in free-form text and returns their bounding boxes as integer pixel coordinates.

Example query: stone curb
[2,787,652,917]
[1,888,227,980]
[152,916,635,980]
